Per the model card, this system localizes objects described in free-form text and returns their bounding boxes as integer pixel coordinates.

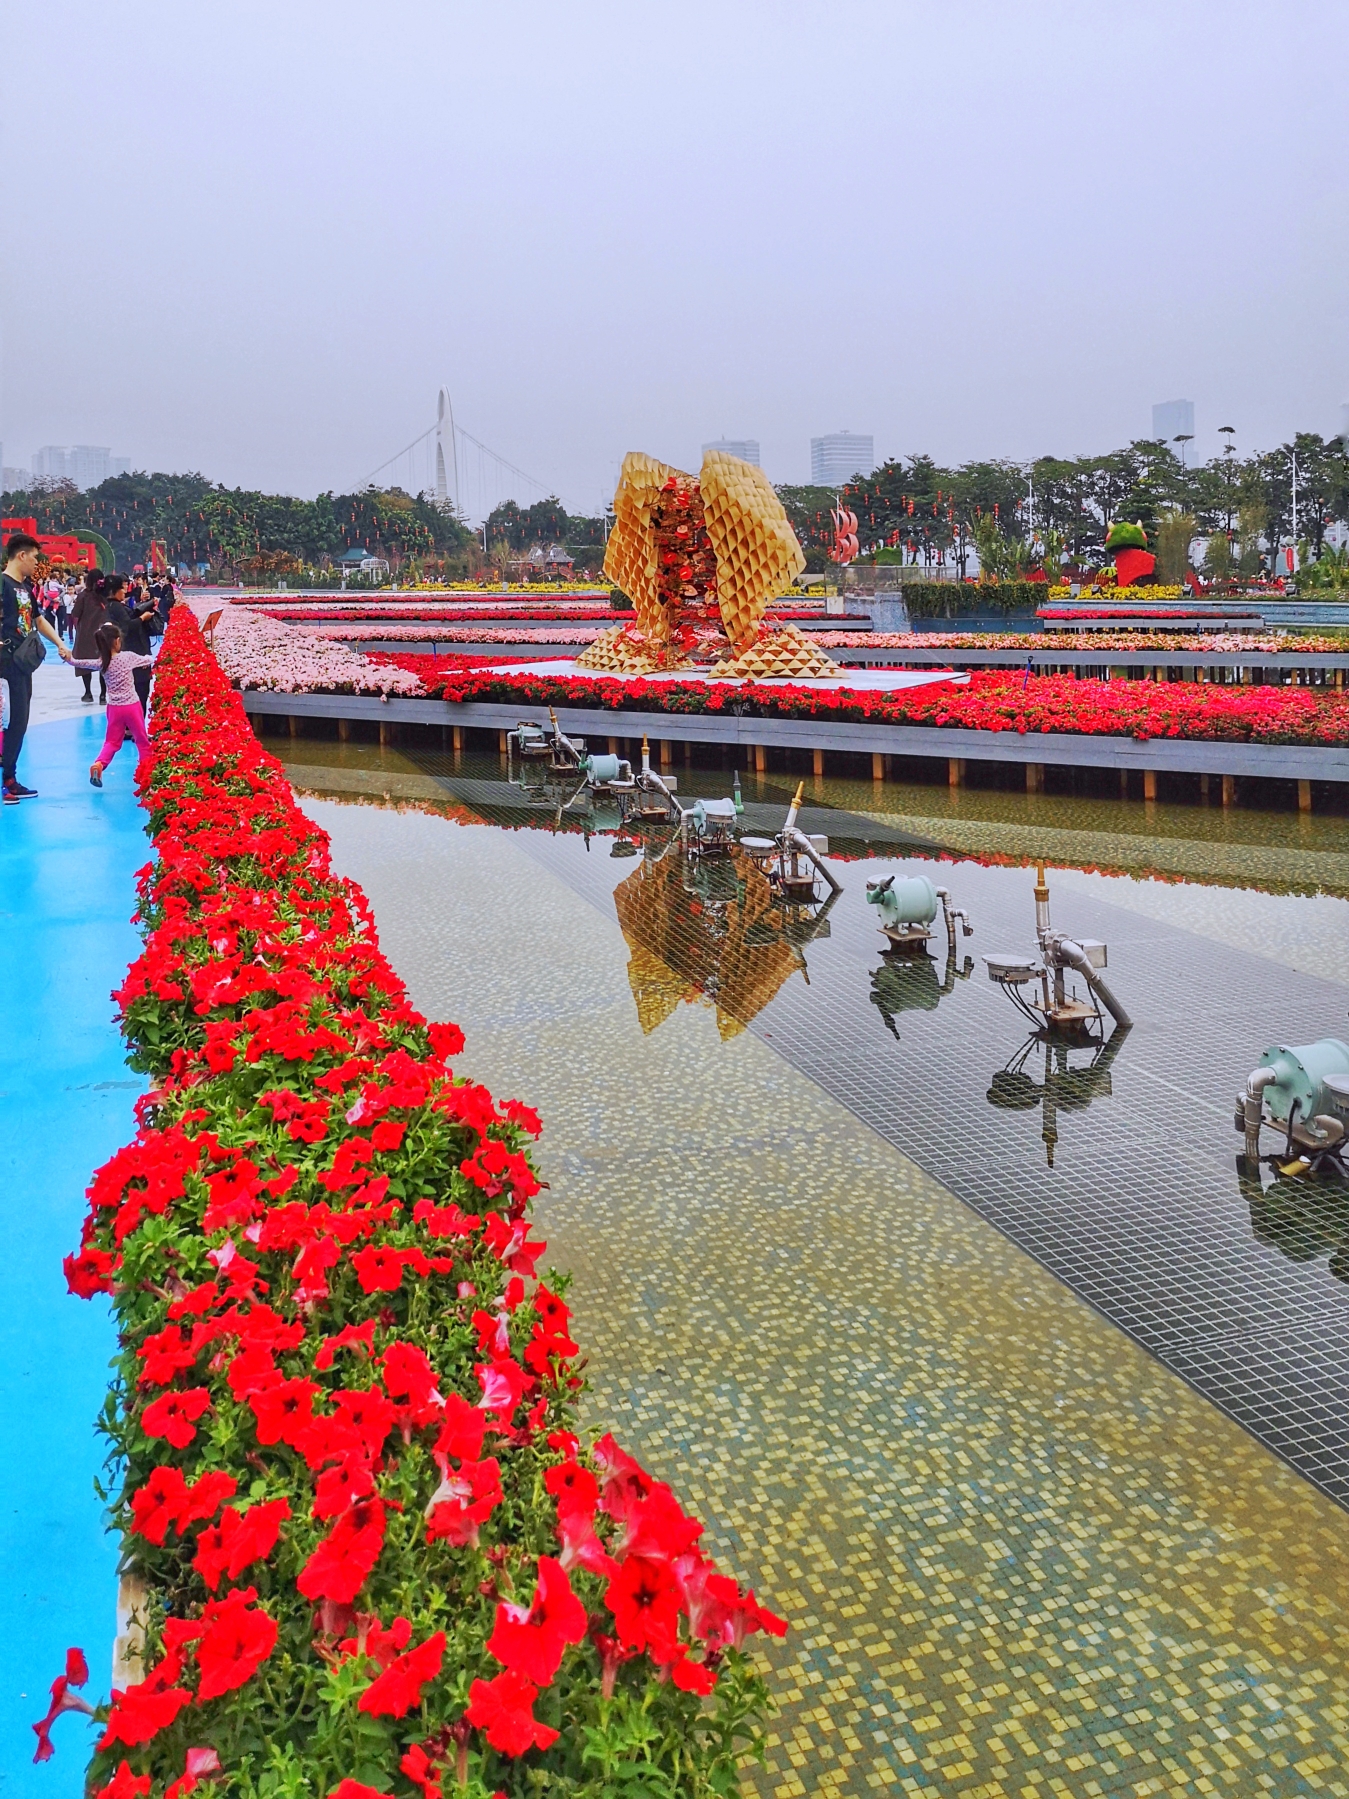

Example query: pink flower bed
[210,608,425,697]
[298,624,610,643]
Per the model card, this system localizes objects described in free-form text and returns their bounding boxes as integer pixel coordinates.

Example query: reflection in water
[613,837,837,1038]
[1237,1157,1349,1284]
[987,1023,1131,1167]
[869,948,974,1041]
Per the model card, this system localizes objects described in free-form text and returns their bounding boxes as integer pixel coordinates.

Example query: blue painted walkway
[0,707,149,1794]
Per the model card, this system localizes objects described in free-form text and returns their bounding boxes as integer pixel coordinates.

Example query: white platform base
[485,658,970,694]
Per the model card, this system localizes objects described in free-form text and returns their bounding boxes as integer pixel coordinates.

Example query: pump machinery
[865,874,972,957]
[982,862,1130,1034]
[740,782,842,901]
[1238,1036,1349,1175]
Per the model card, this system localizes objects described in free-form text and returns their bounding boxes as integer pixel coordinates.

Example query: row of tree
[7,433,1347,583]
[777,434,1349,579]
[0,472,477,580]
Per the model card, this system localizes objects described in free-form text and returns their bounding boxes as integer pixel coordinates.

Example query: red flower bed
[420,664,1349,747]
[1036,608,1262,621]
[257,609,623,624]
[54,609,782,1797]
[365,652,560,677]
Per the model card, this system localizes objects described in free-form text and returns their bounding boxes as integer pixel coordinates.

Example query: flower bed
[420,664,1349,747]
[366,652,558,676]
[53,609,783,1797]
[211,609,425,697]
[248,607,618,623]
[813,631,1347,654]
[251,607,826,627]
[313,626,610,645]
[1037,607,1261,621]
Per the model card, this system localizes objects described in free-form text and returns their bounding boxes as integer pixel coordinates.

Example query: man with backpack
[1,531,74,803]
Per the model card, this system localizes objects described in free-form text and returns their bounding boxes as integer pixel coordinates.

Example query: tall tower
[435,388,451,506]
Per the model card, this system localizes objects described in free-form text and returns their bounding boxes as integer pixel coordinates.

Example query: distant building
[1151,399,1195,445]
[2,466,31,493]
[1339,402,1349,446]
[32,446,70,482]
[702,438,760,468]
[338,546,390,578]
[811,432,874,488]
[517,543,575,579]
[29,444,131,490]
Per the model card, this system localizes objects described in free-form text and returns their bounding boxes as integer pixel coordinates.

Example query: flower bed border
[54,610,782,1799]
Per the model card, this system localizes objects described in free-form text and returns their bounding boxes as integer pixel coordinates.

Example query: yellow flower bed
[1046,585,1185,602]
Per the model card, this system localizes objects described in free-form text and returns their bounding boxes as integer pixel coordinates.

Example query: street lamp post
[1218,426,1236,536]
[1173,433,1193,471]
[1288,445,1298,579]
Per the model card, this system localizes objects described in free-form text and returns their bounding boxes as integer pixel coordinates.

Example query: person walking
[104,583,160,714]
[87,622,152,788]
[70,569,120,703]
[1,531,74,803]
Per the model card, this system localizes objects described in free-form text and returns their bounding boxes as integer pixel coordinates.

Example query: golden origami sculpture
[577,448,837,680]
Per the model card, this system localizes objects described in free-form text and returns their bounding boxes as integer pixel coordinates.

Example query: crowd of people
[0,531,177,802]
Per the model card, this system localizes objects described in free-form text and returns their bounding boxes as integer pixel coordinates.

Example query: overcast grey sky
[4,1,1346,514]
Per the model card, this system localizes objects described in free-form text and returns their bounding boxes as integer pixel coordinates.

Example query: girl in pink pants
[89,622,153,787]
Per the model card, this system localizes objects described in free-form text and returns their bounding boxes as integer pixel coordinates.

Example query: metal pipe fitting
[1054,936,1132,1029]
[1243,1066,1278,1162]
[779,826,842,893]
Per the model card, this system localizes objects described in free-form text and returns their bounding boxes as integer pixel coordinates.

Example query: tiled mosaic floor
[297,781,1349,1797]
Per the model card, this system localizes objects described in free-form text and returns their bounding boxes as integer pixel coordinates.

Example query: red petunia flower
[486,1556,586,1686]
[179,1469,239,1528]
[297,1497,387,1605]
[465,1668,559,1757]
[670,1646,718,1695]
[426,1020,465,1062]
[338,1613,411,1668]
[195,1586,280,1700]
[475,1357,531,1423]
[357,1629,446,1717]
[703,1574,788,1647]
[555,1503,620,1580]
[327,1783,395,1799]
[95,1764,152,1799]
[140,1387,211,1449]
[98,1680,192,1751]
[194,1497,291,1590]
[399,1742,444,1799]
[543,1458,597,1521]
[432,1392,485,1464]
[350,1245,406,1293]
[30,1646,93,1763]
[604,1554,682,1662]
[129,1466,190,1545]
[331,1386,394,1458]
[249,1376,319,1447]
[164,1746,222,1799]
[381,1340,443,1412]
[130,1467,238,1545]
[314,1453,376,1519]
[424,1456,502,1548]
[64,1246,118,1298]
[314,1318,377,1371]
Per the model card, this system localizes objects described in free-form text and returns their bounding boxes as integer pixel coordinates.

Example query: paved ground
[0,660,149,1795]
